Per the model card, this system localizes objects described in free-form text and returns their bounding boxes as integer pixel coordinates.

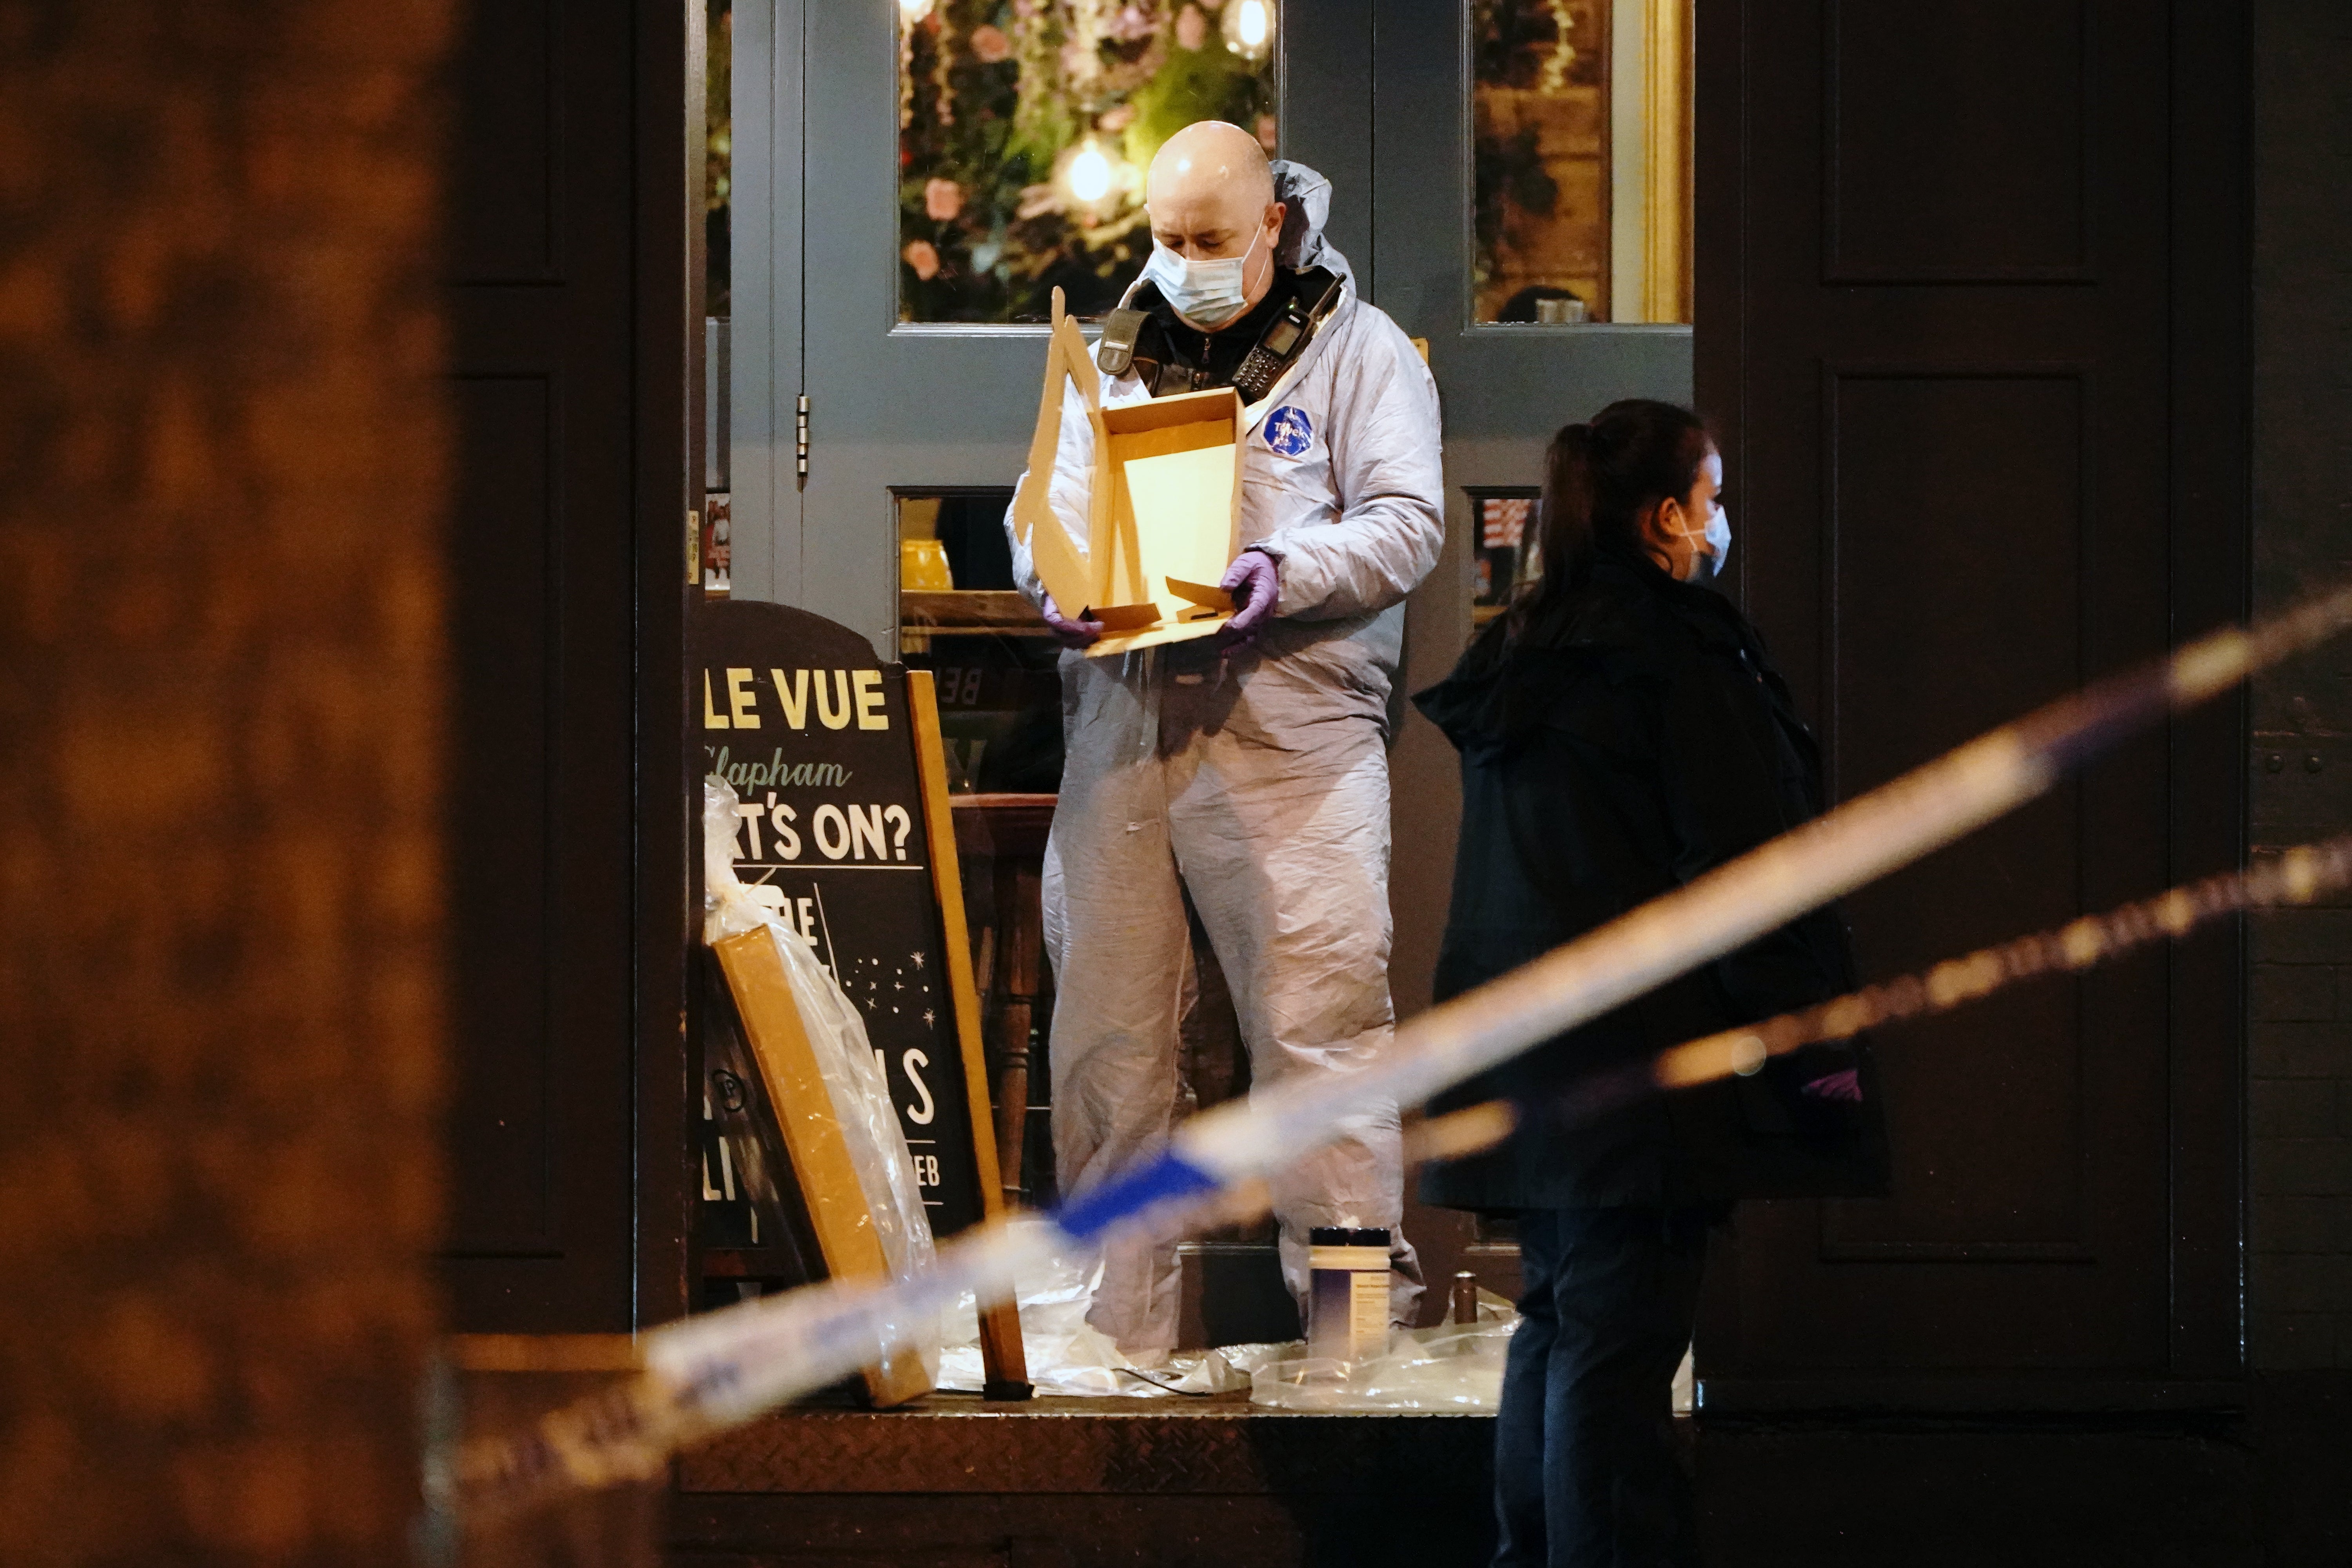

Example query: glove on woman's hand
[1214,548,1280,651]
[1798,1068,1863,1103]
[1038,590,1102,650]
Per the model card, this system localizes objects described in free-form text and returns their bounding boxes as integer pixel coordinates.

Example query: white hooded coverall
[1004,165,1445,1352]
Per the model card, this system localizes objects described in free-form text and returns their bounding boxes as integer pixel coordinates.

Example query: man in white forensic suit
[1005,120,1443,1355]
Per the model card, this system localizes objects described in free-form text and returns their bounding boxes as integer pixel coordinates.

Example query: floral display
[899,0,1279,323]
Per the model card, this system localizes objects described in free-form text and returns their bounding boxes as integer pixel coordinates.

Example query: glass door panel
[896,0,1279,323]
[1472,0,1695,324]
[891,486,1065,795]
[1467,487,1541,624]
[1369,0,1698,985]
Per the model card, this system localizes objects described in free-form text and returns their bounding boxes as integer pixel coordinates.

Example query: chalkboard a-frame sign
[692,599,1027,1398]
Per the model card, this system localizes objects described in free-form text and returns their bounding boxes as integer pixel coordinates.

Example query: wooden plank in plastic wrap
[711,926,933,1408]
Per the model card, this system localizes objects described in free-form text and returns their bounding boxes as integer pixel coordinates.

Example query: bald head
[1144,121,1285,327]
[1149,120,1276,211]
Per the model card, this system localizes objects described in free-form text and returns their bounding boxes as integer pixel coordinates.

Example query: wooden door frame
[1691,0,2252,1405]
[634,0,699,1334]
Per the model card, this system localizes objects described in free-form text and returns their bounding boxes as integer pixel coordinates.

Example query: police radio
[1233,273,1344,403]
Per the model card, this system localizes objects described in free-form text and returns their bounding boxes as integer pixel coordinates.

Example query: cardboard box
[1012,289,1240,657]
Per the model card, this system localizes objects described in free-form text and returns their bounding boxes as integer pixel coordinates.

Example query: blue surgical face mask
[1143,225,1266,328]
[1665,499,1733,581]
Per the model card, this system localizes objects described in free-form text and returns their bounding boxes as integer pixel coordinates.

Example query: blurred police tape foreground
[1394,832,2352,1176]
[1647,835,2352,1093]
[443,583,2352,1522]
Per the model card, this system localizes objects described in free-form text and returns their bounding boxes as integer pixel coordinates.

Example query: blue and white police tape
[447,581,2352,1521]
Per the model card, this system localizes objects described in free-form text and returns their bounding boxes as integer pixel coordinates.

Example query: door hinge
[795,394,810,482]
[686,508,701,586]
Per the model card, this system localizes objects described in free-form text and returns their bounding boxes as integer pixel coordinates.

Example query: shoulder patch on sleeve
[1263,405,1314,456]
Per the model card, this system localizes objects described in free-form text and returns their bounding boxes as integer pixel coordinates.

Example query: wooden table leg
[991,856,1044,1207]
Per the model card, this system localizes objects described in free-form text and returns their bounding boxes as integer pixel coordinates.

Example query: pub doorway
[430,0,2252,1555]
[710,0,1695,1363]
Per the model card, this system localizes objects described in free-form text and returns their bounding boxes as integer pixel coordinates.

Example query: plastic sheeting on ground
[1250,1294,1519,1412]
[936,1220,1291,1397]
[938,1220,1528,1407]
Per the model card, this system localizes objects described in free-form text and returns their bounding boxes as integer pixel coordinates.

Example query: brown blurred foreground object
[435,1338,660,1568]
[0,5,454,1564]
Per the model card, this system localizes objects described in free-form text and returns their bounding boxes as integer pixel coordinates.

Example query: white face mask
[1143,225,1266,328]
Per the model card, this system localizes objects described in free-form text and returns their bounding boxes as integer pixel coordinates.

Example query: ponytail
[1511,398,1714,637]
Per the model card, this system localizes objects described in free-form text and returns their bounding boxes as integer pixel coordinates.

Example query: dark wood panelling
[1820,368,2092,1263]
[1824,368,2091,786]
[448,0,559,284]
[1695,0,2247,1403]
[1826,0,2094,281]
[634,0,697,1336]
[446,373,557,1255]
[2161,0,2252,1388]
[440,0,641,1332]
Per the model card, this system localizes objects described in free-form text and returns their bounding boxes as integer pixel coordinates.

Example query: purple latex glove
[1214,548,1280,651]
[1038,590,1102,650]
[1799,1068,1863,1103]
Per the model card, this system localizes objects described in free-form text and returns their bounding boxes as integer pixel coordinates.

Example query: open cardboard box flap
[1011,289,1241,657]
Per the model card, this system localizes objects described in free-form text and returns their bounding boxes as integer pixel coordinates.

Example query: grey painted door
[1366,0,1695,1312]
[1367,0,1695,1027]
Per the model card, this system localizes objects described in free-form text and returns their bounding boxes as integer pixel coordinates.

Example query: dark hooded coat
[1414,551,1890,1210]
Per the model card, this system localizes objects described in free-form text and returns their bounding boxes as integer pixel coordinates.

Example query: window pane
[1472,0,1692,324]
[708,0,731,318]
[1471,490,1540,624]
[894,488,1065,1208]
[897,0,1280,324]
[894,491,1064,794]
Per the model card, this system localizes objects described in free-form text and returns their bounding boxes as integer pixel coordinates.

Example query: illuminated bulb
[1225,0,1271,57]
[1067,142,1113,203]
[898,0,934,21]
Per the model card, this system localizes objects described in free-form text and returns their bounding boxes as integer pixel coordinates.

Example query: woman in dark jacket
[1416,400,1887,1567]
